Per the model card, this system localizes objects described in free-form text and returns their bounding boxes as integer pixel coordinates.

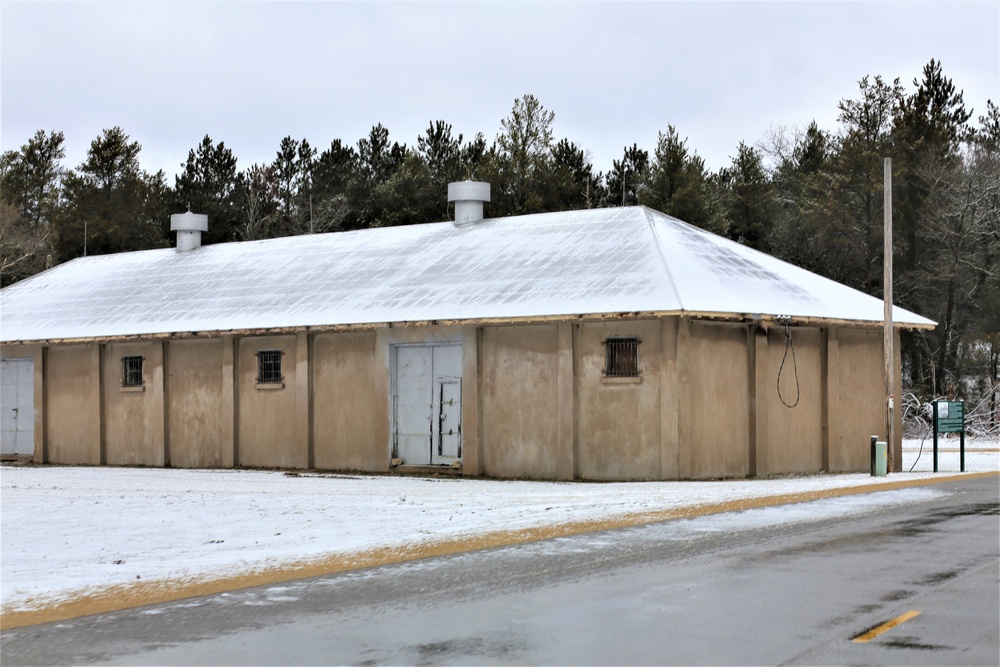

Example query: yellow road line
[852,610,922,643]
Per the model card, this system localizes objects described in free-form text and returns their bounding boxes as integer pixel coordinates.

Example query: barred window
[604,337,640,377]
[256,349,283,384]
[122,355,144,387]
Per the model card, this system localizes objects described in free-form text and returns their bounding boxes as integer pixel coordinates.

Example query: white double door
[1,358,34,456]
[394,344,462,466]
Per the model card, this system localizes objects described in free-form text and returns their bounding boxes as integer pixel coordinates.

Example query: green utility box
[869,435,888,477]
[871,441,887,477]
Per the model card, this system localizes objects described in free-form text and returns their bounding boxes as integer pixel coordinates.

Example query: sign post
[932,400,966,472]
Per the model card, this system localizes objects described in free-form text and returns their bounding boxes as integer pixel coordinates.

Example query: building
[0,183,934,479]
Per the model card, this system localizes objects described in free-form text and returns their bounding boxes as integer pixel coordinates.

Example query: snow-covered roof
[0,206,934,343]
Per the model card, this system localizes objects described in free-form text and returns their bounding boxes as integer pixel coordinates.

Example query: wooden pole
[884,158,894,472]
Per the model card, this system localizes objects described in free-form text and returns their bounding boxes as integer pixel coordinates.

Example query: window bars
[121,355,144,387]
[256,349,283,384]
[604,337,640,377]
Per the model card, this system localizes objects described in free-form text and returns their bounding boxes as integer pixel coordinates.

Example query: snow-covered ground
[902,434,997,472]
[1,439,996,616]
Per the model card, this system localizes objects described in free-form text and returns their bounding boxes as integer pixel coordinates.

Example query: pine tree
[606,144,649,207]
[234,163,278,241]
[821,75,904,292]
[0,130,65,283]
[717,142,774,251]
[460,133,490,180]
[767,122,834,274]
[544,139,602,211]
[893,59,973,275]
[312,139,359,232]
[0,130,66,228]
[174,135,240,243]
[269,137,316,236]
[372,151,438,227]
[640,126,711,228]
[54,127,169,260]
[495,94,555,215]
[354,124,406,227]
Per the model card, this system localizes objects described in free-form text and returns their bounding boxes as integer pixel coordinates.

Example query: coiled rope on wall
[777,320,800,409]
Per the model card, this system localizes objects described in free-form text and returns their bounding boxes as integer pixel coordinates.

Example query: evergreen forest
[1,60,997,431]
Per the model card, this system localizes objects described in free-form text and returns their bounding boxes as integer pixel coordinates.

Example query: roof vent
[170,210,208,252]
[448,181,490,226]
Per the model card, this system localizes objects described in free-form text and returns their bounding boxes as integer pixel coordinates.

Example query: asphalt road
[3,475,997,666]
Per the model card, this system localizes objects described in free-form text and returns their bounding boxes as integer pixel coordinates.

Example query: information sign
[932,400,966,472]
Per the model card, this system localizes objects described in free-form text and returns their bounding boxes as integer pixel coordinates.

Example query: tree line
[1,59,997,423]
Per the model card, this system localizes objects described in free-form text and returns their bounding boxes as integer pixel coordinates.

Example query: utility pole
[884,158,894,471]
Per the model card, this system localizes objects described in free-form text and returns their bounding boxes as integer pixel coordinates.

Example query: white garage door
[1,358,34,456]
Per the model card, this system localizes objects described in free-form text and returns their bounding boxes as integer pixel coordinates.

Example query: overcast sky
[2,1,997,182]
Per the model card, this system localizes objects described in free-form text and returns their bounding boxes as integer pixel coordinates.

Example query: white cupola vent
[170,210,209,252]
[447,181,491,226]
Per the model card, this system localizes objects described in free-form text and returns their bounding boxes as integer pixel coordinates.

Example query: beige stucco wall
[679,321,750,479]
[575,320,662,480]
[45,344,101,464]
[313,331,382,471]
[236,334,307,469]
[103,341,164,466]
[167,339,227,468]
[829,327,884,472]
[461,325,482,476]
[763,327,824,475]
[0,345,34,360]
[479,324,567,479]
[14,314,903,480]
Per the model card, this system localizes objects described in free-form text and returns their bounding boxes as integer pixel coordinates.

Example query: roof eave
[0,309,936,346]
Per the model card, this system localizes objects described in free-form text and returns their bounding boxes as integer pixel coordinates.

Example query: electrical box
[872,441,887,477]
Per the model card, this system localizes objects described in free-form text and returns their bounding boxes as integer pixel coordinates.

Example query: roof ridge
[640,207,685,312]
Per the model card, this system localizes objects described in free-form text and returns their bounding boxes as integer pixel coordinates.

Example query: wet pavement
[2,475,997,665]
